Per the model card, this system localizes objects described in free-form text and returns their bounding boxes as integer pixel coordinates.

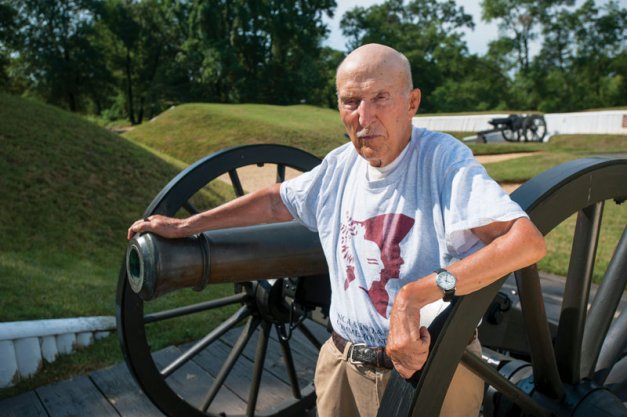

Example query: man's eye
[342,99,360,109]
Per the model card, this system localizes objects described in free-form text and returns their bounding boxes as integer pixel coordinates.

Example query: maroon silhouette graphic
[340,213,415,317]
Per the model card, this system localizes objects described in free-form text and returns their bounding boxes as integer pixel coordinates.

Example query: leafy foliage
[340,0,491,112]
[1,0,340,122]
[0,0,624,119]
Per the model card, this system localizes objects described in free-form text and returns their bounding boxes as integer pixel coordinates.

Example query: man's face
[337,66,420,167]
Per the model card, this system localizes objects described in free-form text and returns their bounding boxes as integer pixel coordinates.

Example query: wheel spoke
[246,321,271,417]
[596,309,627,384]
[515,265,564,399]
[461,349,551,417]
[228,169,245,197]
[582,226,627,378]
[276,164,286,183]
[201,317,261,412]
[296,322,322,350]
[555,201,604,384]
[182,200,199,215]
[275,325,302,399]
[160,305,251,378]
[144,292,249,324]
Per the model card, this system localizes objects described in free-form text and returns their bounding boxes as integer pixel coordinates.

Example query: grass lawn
[1,96,625,399]
[478,134,627,182]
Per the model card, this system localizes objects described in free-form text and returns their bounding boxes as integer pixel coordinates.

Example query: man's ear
[408,88,421,117]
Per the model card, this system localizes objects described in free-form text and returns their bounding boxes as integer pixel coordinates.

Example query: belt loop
[341,339,352,361]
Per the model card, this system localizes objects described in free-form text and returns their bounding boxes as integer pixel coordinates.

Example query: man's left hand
[386,296,431,379]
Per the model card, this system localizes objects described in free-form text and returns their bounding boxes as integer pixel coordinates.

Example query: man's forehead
[337,73,398,96]
[337,60,408,94]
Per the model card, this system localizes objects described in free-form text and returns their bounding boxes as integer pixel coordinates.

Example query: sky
[322,0,627,56]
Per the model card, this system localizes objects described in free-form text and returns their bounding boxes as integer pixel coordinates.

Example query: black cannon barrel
[126,221,327,300]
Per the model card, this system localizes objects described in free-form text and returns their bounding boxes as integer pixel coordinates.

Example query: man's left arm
[386,216,546,378]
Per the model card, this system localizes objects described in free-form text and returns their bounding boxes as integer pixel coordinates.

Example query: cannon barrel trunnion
[116,145,627,417]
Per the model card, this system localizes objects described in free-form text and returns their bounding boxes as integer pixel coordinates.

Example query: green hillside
[123,103,347,163]
[0,94,189,321]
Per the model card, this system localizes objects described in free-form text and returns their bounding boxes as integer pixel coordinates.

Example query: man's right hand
[127,215,188,240]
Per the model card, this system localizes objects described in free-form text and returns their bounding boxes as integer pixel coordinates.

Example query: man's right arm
[127,183,293,240]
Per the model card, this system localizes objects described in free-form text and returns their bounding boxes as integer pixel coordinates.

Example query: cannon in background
[476,114,548,143]
[117,144,627,417]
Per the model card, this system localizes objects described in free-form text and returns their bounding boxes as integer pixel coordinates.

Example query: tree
[101,0,186,124]
[187,0,336,105]
[0,2,18,90]
[340,0,509,113]
[5,0,110,112]
[482,0,575,74]
[530,0,626,111]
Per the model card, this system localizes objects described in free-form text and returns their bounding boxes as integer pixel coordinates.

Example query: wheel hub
[248,279,298,325]
[487,359,627,417]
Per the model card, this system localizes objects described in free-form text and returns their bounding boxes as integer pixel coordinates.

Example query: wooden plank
[188,338,296,413]
[284,320,329,356]
[0,391,48,417]
[152,345,247,415]
[220,325,318,387]
[90,362,166,417]
[36,375,118,417]
[220,319,327,389]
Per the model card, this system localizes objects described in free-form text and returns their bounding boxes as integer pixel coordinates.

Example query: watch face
[436,270,456,290]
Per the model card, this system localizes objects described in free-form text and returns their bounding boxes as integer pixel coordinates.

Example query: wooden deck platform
[0,322,325,417]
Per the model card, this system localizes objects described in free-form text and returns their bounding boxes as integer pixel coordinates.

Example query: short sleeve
[442,159,528,257]
[279,163,325,232]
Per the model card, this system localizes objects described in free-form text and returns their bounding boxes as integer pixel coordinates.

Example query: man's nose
[357,99,375,128]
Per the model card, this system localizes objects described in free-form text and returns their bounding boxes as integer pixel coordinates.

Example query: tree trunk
[125,48,136,125]
[137,96,144,124]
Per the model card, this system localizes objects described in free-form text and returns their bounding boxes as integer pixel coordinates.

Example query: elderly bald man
[128,44,546,417]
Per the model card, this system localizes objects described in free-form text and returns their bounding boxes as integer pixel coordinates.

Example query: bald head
[335,43,421,168]
[337,44,413,92]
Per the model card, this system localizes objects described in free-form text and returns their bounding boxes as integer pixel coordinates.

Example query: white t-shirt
[280,127,527,347]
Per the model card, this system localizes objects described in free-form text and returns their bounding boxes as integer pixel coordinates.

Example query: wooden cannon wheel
[116,144,330,417]
[378,156,627,417]
[522,115,547,142]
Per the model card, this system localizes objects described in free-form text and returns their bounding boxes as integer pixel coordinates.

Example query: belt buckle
[348,343,366,365]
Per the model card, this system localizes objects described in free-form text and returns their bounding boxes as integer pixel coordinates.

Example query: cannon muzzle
[126,221,327,300]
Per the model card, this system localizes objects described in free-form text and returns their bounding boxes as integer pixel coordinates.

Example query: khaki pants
[314,336,484,417]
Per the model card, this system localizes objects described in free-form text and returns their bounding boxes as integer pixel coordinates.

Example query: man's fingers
[127,217,152,240]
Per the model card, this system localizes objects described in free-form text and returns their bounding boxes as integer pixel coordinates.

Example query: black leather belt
[331,330,478,370]
[332,331,394,369]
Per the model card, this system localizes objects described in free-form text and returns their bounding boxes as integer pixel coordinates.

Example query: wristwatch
[435,268,457,302]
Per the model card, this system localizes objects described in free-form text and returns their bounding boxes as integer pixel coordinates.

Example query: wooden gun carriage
[117,144,627,417]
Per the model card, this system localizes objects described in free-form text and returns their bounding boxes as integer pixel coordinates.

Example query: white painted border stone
[0,341,18,388]
[41,335,58,363]
[0,316,115,340]
[76,331,93,348]
[14,337,41,378]
[56,333,76,355]
[0,316,116,388]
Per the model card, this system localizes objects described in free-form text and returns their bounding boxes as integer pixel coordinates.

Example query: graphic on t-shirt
[340,213,415,317]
